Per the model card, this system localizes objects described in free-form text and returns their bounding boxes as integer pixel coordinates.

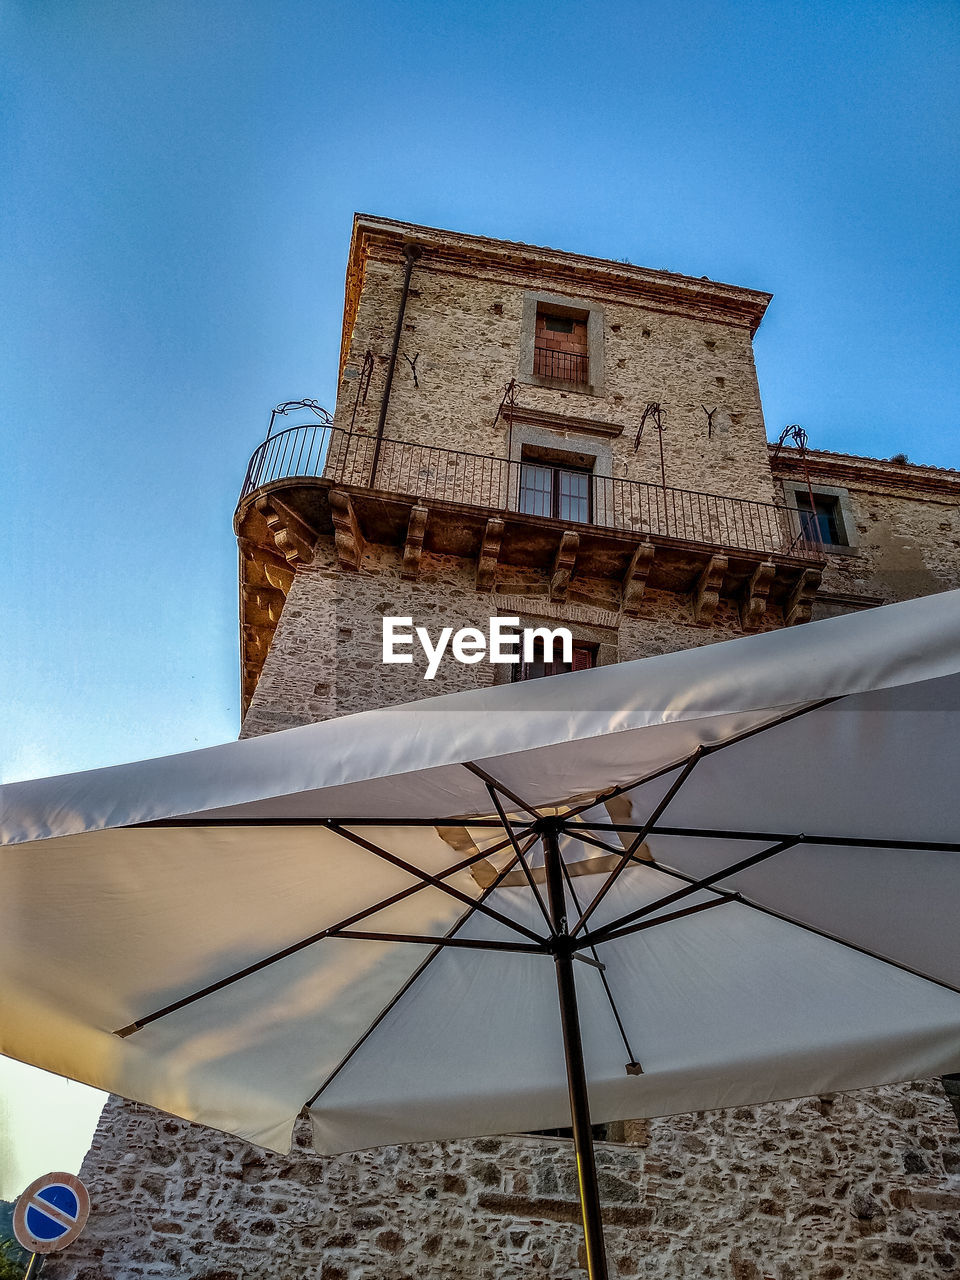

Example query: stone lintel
[785,567,824,626]
[622,542,655,616]
[505,405,625,440]
[329,490,366,572]
[740,561,776,632]
[816,589,885,611]
[254,496,318,566]
[476,516,505,593]
[401,504,429,581]
[550,531,580,602]
[692,554,728,625]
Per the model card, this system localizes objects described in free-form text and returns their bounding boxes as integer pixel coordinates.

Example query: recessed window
[519,460,592,524]
[534,307,589,384]
[514,639,595,682]
[781,481,858,555]
[795,492,847,548]
[520,292,603,395]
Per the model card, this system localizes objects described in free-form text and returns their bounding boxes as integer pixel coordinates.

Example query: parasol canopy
[3,589,960,1278]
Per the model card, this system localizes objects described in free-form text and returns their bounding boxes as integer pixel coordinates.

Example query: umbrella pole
[543,824,609,1280]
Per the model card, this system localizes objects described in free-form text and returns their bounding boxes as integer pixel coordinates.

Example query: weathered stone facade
[57,217,960,1278]
[45,1084,960,1280]
[772,448,960,615]
[241,540,790,734]
[334,240,777,501]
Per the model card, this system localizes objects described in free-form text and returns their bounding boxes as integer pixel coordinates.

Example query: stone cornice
[771,446,960,499]
[339,214,772,376]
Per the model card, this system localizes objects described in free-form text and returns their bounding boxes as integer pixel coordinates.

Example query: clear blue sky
[1,0,958,1191]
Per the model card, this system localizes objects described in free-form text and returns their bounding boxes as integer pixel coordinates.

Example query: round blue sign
[25,1184,80,1240]
[13,1172,90,1254]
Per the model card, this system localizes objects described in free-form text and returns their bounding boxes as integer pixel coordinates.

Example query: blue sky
[1,0,958,1194]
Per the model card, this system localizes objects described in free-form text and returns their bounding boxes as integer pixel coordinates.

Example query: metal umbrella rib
[463,760,543,820]
[602,846,960,998]
[569,747,704,936]
[579,835,805,948]
[560,696,840,822]
[325,820,547,945]
[306,831,544,1107]
[557,851,643,1074]
[116,829,527,1036]
[482,779,552,930]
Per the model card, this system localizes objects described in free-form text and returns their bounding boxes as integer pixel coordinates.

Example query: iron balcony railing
[240,424,824,562]
[533,346,589,384]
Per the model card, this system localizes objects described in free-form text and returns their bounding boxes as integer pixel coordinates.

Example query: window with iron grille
[534,307,589,384]
[519,461,592,523]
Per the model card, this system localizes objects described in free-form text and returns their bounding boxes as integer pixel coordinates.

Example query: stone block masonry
[336,242,778,506]
[46,1082,960,1279]
[240,539,783,735]
[770,449,960,616]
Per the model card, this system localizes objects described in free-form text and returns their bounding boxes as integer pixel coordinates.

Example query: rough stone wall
[48,1083,960,1280]
[241,538,779,735]
[335,250,777,506]
[807,485,960,616]
[766,454,960,620]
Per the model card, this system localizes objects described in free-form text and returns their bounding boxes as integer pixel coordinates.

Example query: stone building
[50,216,960,1280]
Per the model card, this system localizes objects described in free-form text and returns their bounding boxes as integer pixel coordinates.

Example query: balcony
[235,424,826,707]
[533,346,589,384]
[239,423,824,559]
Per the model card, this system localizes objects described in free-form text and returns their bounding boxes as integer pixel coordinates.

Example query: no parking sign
[13,1172,90,1255]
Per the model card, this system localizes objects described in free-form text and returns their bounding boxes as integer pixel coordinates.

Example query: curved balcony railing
[239,424,824,562]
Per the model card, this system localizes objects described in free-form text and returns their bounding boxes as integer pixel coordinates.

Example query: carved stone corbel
[328,490,366,572]
[241,625,269,657]
[551,531,580,602]
[476,516,504,593]
[784,566,823,626]
[242,583,286,625]
[254,496,318,566]
[238,538,296,595]
[740,561,776,631]
[692,554,728,625]
[262,561,295,593]
[401,505,429,581]
[622,542,655,616]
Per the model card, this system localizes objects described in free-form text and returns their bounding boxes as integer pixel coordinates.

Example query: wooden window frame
[519,460,594,524]
[794,491,845,548]
[782,481,859,555]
